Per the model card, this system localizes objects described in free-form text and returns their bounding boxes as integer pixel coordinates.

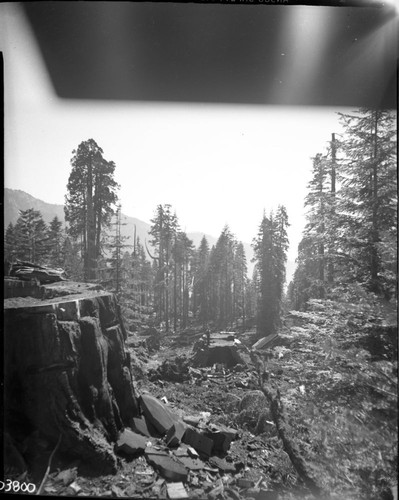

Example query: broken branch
[37,433,62,496]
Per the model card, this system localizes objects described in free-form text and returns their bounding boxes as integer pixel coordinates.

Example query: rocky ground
[4,295,397,500]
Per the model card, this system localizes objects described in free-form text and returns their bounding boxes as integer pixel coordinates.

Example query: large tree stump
[4,283,140,474]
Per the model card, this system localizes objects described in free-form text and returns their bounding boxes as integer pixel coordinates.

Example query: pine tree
[47,216,64,268]
[301,154,332,299]
[244,272,257,329]
[13,209,48,264]
[4,223,16,262]
[63,237,84,280]
[273,205,290,319]
[253,214,275,337]
[290,110,396,308]
[118,233,154,331]
[209,226,236,329]
[106,205,131,295]
[290,236,319,310]
[172,231,194,330]
[94,159,119,255]
[136,239,155,320]
[149,204,178,331]
[252,208,289,337]
[233,242,248,329]
[337,109,397,296]
[192,236,211,326]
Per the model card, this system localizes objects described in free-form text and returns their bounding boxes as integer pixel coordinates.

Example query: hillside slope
[4,189,65,227]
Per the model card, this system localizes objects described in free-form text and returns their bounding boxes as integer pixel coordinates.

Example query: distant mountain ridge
[4,189,65,228]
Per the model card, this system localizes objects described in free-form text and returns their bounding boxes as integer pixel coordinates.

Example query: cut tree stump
[4,282,140,474]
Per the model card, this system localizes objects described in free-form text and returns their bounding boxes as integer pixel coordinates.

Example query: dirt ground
[5,314,397,500]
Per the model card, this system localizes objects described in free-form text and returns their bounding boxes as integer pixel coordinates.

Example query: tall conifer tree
[338,109,397,296]
[13,209,48,264]
[65,139,119,280]
[47,216,64,268]
[253,208,289,337]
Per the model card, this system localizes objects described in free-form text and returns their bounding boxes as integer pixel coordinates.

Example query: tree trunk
[173,255,178,332]
[260,385,327,499]
[86,154,96,280]
[4,287,140,474]
[370,112,380,293]
[95,169,103,258]
[328,133,336,284]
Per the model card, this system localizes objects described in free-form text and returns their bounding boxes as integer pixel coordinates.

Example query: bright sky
[1,2,350,263]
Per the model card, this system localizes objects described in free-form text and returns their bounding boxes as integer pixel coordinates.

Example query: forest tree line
[4,138,288,338]
[5,108,397,337]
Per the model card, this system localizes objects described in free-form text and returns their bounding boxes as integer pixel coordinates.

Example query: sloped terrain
[4,292,397,499]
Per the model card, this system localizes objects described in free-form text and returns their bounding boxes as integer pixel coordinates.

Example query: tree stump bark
[4,286,140,474]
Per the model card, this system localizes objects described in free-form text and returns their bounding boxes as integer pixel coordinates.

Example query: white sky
[1,2,350,262]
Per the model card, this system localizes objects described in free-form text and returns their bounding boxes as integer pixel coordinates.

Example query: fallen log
[251,361,328,498]
[251,353,329,500]
[259,383,328,499]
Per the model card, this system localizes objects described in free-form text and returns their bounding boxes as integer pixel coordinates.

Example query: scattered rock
[140,394,179,435]
[182,415,202,427]
[115,429,147,456]
[166,421,187,448]
[182,427,213,457]
[209,456,236,473]
[131,416,152,437]
[176,455,206,471]
[145,452,188,482]
[205,424,237,453]
[206,431,232,454]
